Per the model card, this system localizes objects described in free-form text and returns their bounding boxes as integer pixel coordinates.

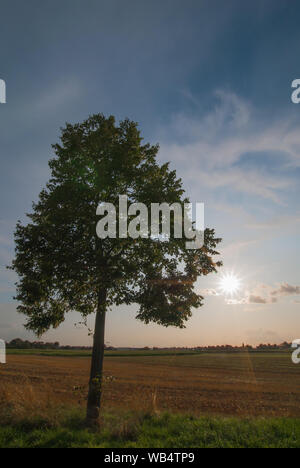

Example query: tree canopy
[11,114,222,335]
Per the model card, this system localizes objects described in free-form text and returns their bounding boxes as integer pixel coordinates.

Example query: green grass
[0,409,299,448]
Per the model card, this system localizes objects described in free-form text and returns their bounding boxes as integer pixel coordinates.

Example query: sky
[0,0,300,347]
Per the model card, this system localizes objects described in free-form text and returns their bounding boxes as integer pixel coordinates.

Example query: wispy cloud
[246,213,300,230]
[271,283,300,297]
[34,79,82,114]
[160,90,300,204]
[226,282,300,305]
[227,295,277,305]
[200,288,220,296]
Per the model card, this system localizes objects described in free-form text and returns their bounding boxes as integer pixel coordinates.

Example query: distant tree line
[5,338,292,352]
[189,342,292,352]
[5,338,92,350]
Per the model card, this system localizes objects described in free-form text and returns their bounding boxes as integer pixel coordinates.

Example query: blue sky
[0,0,300,346]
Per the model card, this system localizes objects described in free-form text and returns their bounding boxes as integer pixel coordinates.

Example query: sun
[219,273,241,295]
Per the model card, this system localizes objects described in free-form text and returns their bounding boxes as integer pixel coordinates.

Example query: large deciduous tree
[10,114,222,426]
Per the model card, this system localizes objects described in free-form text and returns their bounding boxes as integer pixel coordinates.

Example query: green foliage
[10,114,221,335]
[0,409,299,448]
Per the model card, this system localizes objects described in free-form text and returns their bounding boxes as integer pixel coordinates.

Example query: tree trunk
[86,288,107,427]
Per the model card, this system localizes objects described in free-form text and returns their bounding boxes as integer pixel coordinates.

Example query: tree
[10,114,222,426]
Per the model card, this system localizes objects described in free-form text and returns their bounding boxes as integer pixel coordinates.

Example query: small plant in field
[72,374,117,404]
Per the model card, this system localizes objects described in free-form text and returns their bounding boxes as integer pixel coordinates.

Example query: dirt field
[1,353,300,418]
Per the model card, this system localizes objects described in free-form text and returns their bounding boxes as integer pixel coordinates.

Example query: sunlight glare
[219,273,241,295]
